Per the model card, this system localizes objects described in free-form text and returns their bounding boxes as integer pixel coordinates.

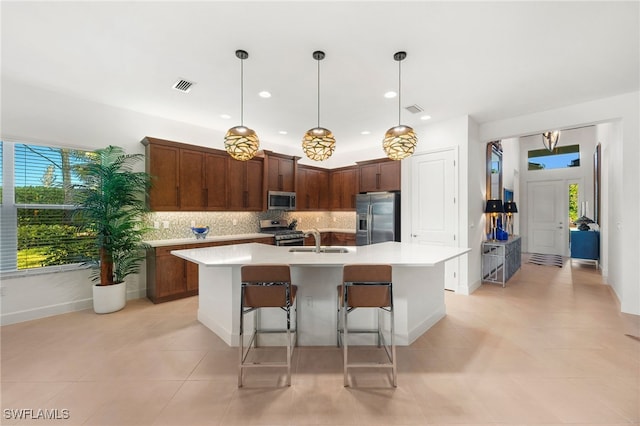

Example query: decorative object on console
[224,49,260,161]
[485,199,504,241]
[302,50,336,161]
[383,51,418,160]
[503,201,518,235]
[541,130,560,152]
[575,215,595,231]
[191,226,209,239]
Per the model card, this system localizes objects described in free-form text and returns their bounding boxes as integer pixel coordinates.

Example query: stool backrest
[241,264,294,308]
[342,264,392,308]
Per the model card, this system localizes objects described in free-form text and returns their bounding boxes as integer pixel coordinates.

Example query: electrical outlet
[163,221,170,229]
[232,219,238,226]
[305,296,313,308]
[154,221,160,229]
[333,217,337,222]
[316,217,320,223]
[190,220,195,227]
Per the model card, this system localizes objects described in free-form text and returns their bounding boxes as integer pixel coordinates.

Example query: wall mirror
[486,141,503,201]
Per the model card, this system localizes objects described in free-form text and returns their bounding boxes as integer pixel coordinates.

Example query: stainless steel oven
[259,219,304,246]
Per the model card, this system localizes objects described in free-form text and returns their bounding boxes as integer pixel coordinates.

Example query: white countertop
[171,241,470,267]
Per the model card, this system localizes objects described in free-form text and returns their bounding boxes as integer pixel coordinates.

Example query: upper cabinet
[228,157,264,211]
[265,151,297,193]
[297,165,330,211]
[357,158,401,193]
[329,166,359,210]
[142,137,257,212]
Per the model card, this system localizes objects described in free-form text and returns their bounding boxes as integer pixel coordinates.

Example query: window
[0,141,97,272]
[528,144,580,171]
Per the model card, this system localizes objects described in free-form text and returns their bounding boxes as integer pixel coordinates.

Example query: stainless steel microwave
[267,191,296,211]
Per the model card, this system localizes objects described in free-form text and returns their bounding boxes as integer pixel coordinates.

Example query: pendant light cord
[240,58,244,127]
[398,59,402,126]
[317,58,320,129]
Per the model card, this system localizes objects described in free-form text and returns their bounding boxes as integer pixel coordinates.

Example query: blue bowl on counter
[191,226,209,240]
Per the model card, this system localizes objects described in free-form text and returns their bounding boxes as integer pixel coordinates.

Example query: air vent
[172,79,195,93]
[405,104,424,114]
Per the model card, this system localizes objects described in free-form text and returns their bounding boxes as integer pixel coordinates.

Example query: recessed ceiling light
[420,115,432,120]
[258,91,272,98]
[220,114,231,119]
[384,91,397,99]
[279,130,288,135]
[361,131,371,135]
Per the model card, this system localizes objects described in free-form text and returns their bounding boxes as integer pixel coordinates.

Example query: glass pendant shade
[383,51,417,160]
[542,131,560,152]
[225,49,259,161]
[302,127,336,161]
[383,125,418,160]
[224,125,259,161]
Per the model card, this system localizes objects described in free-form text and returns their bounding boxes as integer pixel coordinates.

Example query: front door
[527,180,568,255]
[410,148,459,291]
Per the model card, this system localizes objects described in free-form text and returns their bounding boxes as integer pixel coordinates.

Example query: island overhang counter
[172,241,470,346]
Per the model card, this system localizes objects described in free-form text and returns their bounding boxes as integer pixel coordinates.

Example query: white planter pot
[93,281,126,314]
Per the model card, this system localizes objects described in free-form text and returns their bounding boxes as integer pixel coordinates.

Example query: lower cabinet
[147,237,273,303]
[304,231,356,247]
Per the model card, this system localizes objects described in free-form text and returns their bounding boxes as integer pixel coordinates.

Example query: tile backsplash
[143,211,356,241]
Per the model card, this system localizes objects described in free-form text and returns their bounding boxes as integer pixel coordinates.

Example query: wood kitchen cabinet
[329,166,358,210]
[228,157,264,211]
[265,151,297,193]
[203,151,228,210]
[357,158,401,193]
[147,237,274,303]
[142,137,230,211]
[144,141,180,210]
[331,232,356,246]
[297,165,330,210]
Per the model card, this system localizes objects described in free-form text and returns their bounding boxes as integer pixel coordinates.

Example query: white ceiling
[2,1,638,158]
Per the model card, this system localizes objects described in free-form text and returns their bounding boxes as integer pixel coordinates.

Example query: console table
[482,236,522,287]
[570,230,599,269]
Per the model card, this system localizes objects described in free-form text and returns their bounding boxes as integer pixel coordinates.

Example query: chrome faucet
[304,228,321,253]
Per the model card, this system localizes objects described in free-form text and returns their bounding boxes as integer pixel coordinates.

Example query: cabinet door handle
[376,173,381,189]
[203,188,208,207]
[243,191,248,207]
[278,174,283,191]
[176,186,180,207]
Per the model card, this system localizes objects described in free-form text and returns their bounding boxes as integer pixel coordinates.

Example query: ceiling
[2,1,638,159]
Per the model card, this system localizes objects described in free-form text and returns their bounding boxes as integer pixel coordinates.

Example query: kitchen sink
[288,247,350,254]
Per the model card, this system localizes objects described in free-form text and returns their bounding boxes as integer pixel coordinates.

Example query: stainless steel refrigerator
[356,192,401,246]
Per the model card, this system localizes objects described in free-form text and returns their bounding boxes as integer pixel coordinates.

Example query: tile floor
[1,259,639,425]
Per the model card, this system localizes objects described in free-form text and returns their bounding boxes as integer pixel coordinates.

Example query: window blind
[11,143,96,270]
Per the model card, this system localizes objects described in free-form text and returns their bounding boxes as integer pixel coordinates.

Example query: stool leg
[343,286,349,387]
[390,285,397,387]
[239,287,245,387]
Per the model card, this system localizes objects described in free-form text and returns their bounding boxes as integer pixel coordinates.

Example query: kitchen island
[172,242,469,346]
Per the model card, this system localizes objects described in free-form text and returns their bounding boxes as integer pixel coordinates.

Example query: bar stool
[337,264,396,387]
[239,264,297,387]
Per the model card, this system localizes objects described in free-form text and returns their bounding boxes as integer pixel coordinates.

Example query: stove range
[259,219,305,246]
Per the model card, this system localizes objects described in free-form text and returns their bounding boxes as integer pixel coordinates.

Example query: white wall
[479,91,640,315]
[401,115,480,295]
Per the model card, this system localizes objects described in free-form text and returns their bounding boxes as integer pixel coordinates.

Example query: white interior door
[410,148,458,291]
[527,180,568,255]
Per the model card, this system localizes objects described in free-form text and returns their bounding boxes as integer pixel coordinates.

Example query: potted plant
[74,145,151,313]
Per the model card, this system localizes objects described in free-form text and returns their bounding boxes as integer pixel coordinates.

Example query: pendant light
[302,50,336,161]
[224,49,259,161]
[383,51,418,160]
[541,130,560,152]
